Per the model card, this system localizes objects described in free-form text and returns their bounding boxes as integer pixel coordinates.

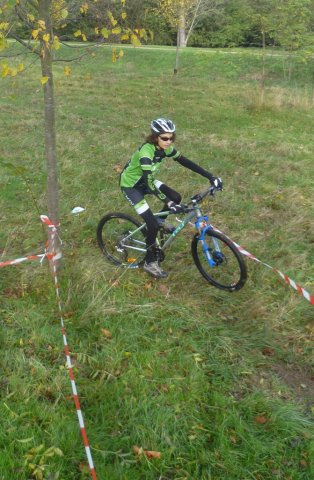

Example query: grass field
[0,44,313,479]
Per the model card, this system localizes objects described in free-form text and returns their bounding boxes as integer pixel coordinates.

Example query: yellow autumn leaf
[108,12,118,26]
[27,13,35,22]
[38,20,46,30]
[80,3,89,14]
[120,33,129,41]
[1,63,9,77]
[101,28,109,38]
[53,36,60,50]
[17,63,24,72]
[40,76,49,85]
[112,27,121,35]
[121,11,127,19]
[32,29,39,40]
[10,67,18,77]
[74,30,81,38]
[64,66,71,76]
[42,33,50,44]
[112,48,117,63]
[139,28,147,39]
[131,34,141,47]
[119,50,124,58]
[81,33,87,42]
[0,22,9,30]
[121,0,126,5]
[61,8,68,19]
[94,27,99,34]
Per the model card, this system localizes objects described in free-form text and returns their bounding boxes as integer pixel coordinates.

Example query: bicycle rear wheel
[97,212,147,267]
[191,229,247,291]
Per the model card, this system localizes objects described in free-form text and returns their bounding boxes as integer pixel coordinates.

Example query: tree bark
[260,30,266,107]
[39,0,60,261]
[174,29,180,75]
[178,8,186,47]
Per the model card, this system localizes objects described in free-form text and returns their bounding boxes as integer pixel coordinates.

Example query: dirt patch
[272,363,314,408]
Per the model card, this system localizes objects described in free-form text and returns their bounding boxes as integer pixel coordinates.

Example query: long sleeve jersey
[120,142,212,198]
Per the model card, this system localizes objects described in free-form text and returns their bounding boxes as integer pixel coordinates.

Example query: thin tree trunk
[186,0,202,46]
[260,30,266,106]
[174,29,180,75]
[178,8,186,47]
[39,0,60,261]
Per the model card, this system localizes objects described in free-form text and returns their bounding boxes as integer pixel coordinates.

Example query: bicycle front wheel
[97,213,147,267]
[191,229,247,291]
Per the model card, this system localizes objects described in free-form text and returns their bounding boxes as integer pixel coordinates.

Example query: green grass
[0,44,313,479]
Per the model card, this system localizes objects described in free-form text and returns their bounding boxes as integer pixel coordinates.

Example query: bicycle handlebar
[173,186,220,214]
[190,185,220,204]
[165,186,221,215]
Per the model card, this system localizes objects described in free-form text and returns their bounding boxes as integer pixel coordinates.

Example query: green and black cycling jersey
[120,142,212,199]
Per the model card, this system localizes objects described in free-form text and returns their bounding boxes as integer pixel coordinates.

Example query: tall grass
[0,45,313,479]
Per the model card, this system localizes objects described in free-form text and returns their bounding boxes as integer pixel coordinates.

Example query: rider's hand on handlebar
[167,201,185,214]
[210,176,223,190]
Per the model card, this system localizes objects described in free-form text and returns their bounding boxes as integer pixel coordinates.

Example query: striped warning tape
[40,216,97,480]
[0,253,47,268]
[1,216,97,479]
[212,225,314,306]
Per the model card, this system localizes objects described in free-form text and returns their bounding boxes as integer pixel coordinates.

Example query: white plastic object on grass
[71,207,85,214]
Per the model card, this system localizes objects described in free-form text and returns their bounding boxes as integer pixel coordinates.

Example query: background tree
[271,0,313,80]
[156,0,225,74]
[0,0,143,258]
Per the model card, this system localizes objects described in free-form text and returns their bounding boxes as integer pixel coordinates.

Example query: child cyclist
[119,118,223,279]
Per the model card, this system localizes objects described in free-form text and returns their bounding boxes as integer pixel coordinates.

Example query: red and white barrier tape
[213,225,314,306]
[40,216,97,480]
[1,216,97,479]
[0,253,46,268]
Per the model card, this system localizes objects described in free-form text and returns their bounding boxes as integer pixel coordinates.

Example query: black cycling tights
[141,184,182,263]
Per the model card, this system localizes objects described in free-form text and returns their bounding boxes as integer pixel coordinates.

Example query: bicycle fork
[196,216,221,267]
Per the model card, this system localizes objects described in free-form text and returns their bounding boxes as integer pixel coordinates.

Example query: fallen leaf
[114,164,123,173]
[101,328,112,339]
[262,347,275,356]
[254,415,268,424]
[144,450,161,459]
[157,284,170,296]
[133,445,161,459]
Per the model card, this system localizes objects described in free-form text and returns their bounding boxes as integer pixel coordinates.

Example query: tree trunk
[178,8,186,47]
[260,30,266,107]
[174,29,180,75]
[39,0,60,262]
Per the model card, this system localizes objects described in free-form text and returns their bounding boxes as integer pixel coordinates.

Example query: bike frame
[120,197,223,268]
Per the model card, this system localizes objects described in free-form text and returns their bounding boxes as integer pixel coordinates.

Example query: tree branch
[10,33,40,56]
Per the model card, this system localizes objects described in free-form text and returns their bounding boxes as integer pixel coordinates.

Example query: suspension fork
[196,216,219,267]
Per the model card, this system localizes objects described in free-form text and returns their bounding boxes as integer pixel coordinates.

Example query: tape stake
[212,226,314,306]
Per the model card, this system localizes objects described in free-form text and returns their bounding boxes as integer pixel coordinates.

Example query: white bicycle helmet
[151,118,176,134]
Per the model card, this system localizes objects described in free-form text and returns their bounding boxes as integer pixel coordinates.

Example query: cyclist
[120,118,223,279]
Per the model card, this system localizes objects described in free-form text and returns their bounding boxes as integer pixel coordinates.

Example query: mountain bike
[97,186,247,291]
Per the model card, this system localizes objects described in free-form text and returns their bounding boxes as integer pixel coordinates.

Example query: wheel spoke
[97,214,146,267]
[192,230,247,291]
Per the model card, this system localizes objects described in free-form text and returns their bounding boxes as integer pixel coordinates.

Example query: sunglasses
[159,136,174,142]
